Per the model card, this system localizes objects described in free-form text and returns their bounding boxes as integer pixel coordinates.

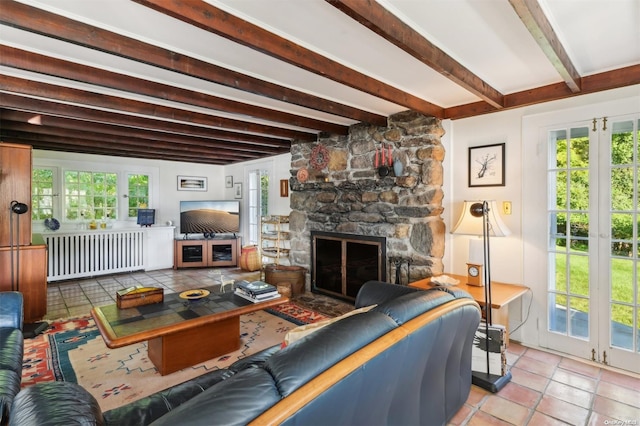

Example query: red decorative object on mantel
[374,144,393,168]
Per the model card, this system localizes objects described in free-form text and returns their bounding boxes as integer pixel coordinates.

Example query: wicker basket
[264,264,306,295]
[239,245,261,271]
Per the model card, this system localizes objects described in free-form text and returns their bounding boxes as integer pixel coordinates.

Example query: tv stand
[174,237,240,268]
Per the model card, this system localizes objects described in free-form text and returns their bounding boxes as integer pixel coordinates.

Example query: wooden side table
[409,273,528,341]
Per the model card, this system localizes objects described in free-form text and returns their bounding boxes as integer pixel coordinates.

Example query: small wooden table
[410,273,528,339]
[92,287,287,375]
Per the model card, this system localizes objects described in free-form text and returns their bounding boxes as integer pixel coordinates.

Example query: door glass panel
[569,296,589,339]
[612,304,633,350]
[548,293,567,333]
[548,126,591,339]
[554,253,567,292]
[554,171,567,209]
[569,256,588,297]
[568,212,589,252]
[611,259,634,303]
[609,119,639,352]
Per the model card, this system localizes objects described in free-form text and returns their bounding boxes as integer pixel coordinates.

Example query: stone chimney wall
[288,111,446,287]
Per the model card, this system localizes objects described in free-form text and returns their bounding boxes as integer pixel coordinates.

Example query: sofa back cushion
[371,287,456,325]
[265,312,398,397]
[150,368,281,426]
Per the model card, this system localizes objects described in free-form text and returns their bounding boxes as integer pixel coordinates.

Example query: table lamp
[451,200,511,392]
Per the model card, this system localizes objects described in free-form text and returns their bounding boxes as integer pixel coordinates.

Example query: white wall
[445,84,640,344]
[33,150,292,240]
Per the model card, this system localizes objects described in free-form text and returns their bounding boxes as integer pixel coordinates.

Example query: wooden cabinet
[174,237,240,269]
[0,237,47,323]
[0,143,47,323]
[0,143,32,246]
[260,215,290,265]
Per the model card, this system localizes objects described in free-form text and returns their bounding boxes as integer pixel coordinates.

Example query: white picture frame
[177,175,208,191]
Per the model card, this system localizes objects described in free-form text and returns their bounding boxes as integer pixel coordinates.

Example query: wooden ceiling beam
[134,0,444,118]
[0,132,234,165]
[327,0,505,109]
[0,117,286,157]
[444,64,640,119]
[0,75,313,141]
[0,93,293,147]
[508,0,581,93]
[0,125,261,162]
[0,0,386,126]
[0,46,348,135]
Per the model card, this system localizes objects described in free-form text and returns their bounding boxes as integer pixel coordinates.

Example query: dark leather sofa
[0,292,24,426]
[9,281,481,426]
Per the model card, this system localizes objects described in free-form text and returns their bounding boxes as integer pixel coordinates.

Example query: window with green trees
[127,174,150,218]
[64,171,118,221]
[31,168,55,221]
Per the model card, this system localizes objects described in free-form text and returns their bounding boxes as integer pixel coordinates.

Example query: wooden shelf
[260,215,289,265]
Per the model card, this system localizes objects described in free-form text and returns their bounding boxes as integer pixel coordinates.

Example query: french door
[247,168,269,245]
[544,114,639,373]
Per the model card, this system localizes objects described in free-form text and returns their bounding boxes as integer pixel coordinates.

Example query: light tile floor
[44,268,640,425]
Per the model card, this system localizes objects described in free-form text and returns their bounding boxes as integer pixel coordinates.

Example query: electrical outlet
[503,201,512,215]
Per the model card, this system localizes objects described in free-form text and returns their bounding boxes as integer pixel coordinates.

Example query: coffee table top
[91,286,287,348]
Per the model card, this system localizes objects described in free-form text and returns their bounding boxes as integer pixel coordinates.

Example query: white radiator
[45,230,145,281]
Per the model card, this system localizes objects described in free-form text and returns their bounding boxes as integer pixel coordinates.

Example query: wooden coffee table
[91,287,287,375]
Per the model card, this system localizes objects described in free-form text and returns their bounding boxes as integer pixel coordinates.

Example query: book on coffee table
[234,288,281,303]
[236,280,278,296]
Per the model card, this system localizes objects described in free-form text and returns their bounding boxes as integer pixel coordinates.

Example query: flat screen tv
[180,200,240,237]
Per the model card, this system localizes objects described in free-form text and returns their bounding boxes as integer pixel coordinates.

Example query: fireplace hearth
[311,231,386,301]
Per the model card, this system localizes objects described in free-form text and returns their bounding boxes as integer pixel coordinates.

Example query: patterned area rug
[22,302,330,412]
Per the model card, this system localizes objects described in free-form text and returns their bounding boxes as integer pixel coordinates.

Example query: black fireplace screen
[311,231,386,301]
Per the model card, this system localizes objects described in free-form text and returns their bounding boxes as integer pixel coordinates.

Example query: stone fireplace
[288,111,445,294]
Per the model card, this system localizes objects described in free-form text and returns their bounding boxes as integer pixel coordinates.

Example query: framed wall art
[225,176,233,188]
[280,179,289,197]
[177,175,208,191]
[468,143,505,187]
[234,182,242,199]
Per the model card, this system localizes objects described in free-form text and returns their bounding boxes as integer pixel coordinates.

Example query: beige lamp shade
[451,200,511,237]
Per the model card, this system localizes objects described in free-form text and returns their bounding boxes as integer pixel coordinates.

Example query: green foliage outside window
[555,131,636,256]
[128,174,150,218]
[65,171,117,220]
[32,168,54,221]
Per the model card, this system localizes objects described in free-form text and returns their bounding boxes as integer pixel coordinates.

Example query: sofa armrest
[9,382,104,426]
[354,281,420,308]
[0,292,23,330]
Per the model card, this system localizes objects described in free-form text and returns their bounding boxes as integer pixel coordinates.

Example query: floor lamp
[452,200,511,393]
[9,200,49,338]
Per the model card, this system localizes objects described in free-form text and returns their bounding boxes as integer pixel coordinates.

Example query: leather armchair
[0,292,24,426]
[0,292,23,331]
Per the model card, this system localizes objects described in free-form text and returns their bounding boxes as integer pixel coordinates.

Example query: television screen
[180,200,240,236]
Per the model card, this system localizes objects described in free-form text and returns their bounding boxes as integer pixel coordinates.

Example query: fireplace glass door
[312,231,386,301]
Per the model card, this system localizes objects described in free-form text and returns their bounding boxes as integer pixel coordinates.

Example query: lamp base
[472,370,512,393]
[23,321,49,339]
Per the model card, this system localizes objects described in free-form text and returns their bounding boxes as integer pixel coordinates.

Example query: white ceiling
[1,0,639,163]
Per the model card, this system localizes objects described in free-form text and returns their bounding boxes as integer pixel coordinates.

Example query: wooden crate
[116,287,164,309]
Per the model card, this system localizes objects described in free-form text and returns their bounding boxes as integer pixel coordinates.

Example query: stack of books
[234,280,281,303]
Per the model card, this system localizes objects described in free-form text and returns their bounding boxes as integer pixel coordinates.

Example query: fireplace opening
[311,231,386,301]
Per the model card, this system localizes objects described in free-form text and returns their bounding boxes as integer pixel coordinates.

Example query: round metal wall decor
[310,144,330,170]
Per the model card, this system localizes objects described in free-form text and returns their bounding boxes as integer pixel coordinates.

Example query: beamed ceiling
[1,0,639,165]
